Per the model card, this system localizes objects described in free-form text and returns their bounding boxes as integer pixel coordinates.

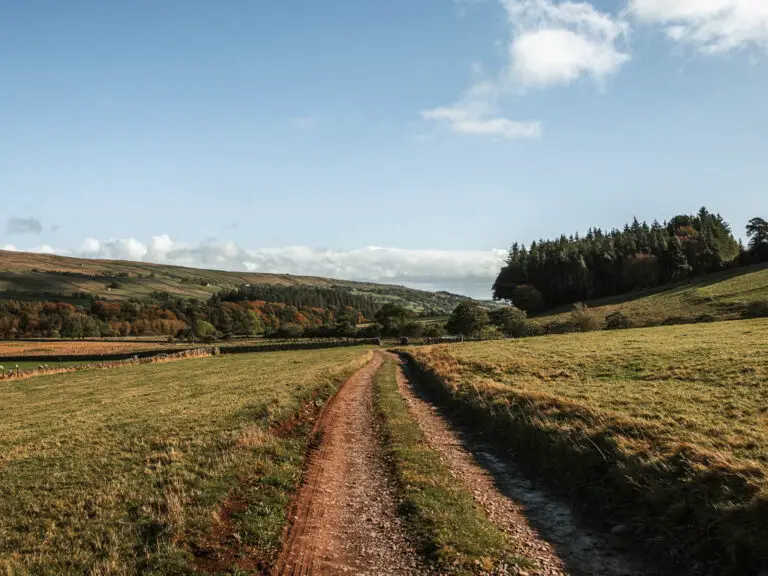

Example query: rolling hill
[533,263,768,328]
[0,250,478,314]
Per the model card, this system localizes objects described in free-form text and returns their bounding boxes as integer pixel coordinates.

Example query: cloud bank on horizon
[0,235,507,299]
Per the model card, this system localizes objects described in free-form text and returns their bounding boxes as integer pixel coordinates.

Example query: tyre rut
[274,352,426,576]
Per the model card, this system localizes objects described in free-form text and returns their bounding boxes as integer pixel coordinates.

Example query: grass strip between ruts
[373,356,529,575]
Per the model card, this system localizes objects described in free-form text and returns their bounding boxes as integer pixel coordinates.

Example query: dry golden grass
[405,319,768,574]
[0,346,372,574]
[0,339,180,357]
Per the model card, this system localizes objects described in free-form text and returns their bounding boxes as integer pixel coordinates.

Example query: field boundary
[0,347,219,382]
[400,350,768,576]
[0,338,380,364]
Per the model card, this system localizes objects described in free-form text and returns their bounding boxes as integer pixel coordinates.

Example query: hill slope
[533,263,768,327]
[0,250,475,314]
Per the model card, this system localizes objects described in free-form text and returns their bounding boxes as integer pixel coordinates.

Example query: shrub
[742,300,768,319]
[569,303,599,332]
[193,319,216,338]
[695,313,716,323]
[277,323,304,339]
[544,321,574,335]
[402,321,425,339]
[357,323,383,338]
[489,306,528,338]
[605,311,634,330]
[422,323,446,339]
[524,321,545,337]
[479,325,505,340]
[662,316,690,326]
[446,302,489,337]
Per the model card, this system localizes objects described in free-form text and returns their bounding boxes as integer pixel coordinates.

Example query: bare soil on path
[394,356,663,576]
[274,352,427,576]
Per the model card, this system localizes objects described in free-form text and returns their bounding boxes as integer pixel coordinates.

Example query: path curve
[274,352,426,576]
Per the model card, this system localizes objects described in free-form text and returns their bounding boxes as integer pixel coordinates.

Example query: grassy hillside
[534,263,768,328]
[404,320,768,574]
[0,249,475,314]
[0,347,371,574]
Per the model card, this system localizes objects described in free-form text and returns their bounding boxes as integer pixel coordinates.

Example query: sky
[1,0,767,298]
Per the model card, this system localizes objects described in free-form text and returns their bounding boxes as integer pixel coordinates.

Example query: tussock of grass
[404,320,768,575]
[373,357,514,575]
[0,347,372,574]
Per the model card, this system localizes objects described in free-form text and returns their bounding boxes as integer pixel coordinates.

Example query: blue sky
[1,0,767,297]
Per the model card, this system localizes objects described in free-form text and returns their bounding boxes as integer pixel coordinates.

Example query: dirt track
[274,353,426,576]
[274,352,658,576]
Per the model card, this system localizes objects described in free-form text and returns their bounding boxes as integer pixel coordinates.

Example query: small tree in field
[605,310,634,330]
[193,319,216,339]
[374,304,410,336]
[423,323,446,339]
[402,321,424,338]
[447,302,489,337]
[747,217,768,262]
[489,306,528,338]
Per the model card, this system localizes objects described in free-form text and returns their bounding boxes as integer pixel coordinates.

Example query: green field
[534,263,768,328]
[404,320,768,574]
[0,347,371,574]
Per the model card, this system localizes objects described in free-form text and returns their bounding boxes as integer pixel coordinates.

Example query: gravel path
[274,352,427,576]
[394,355,659,576]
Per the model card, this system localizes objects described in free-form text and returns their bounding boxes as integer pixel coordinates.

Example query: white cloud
[504,0,630,88]
[1,244,16,251]
[30,245,56,255]
[510,27,629,88]
[146,234,176,260]
[99,238,149,261]
[421,105,541,139]
[627,0,768,53]
[80,237,101,254]
[4,236,506,298]
[241,245,507,296]
[423,0,629,138]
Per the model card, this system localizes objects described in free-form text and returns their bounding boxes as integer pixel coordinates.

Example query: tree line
[493,208,768,312]
[0,295,370,340]
[216,284,381,318]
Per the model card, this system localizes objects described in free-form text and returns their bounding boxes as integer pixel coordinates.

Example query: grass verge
[401,321,768,576]
[373,356,518,575]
